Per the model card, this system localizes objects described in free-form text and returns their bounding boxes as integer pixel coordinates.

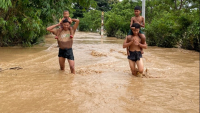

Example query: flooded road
[0,32,199,113]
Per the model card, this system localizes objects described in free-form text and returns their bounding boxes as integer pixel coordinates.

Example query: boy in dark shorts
[123,23,147,77]
[127,6,146,55]
[47,18,79,73]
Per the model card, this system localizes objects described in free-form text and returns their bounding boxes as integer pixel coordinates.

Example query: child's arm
[139,17,145,27]
[68,17,72,23]
[139,42,147,49]
[133,17,145,28]
[133,38,147,49]
[123,36,133,48]
[130,27,135,30]
[130,17,134,28]
[59,18,65,24]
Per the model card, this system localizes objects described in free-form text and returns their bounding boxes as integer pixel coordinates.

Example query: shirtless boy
[123,23,147,77]
[127,6,146,55]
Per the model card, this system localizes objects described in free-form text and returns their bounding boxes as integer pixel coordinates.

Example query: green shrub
[181,19,200,51]
[145,12,180,47]
[79,10,101,32]
[104,12,124,36]
[115,30,126,39]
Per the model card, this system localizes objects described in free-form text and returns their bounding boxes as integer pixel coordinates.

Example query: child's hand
[135,21,141,25]
[130,27,135,30]
[130,39,134,44]
[68,17,72,23]
[134,20,140,24]
[59,18,65,24]
[133,39,140,45]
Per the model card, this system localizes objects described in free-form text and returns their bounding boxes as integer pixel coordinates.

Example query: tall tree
[0,0,97,46]
[94,0,119,11]
[72,3,86,18]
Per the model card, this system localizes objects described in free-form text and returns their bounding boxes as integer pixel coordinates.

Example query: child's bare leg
[126,35,132,55]
[69,27,73,38]
[140,48,144,54]
[139,34,146,54]
[128,60,137,76]
[126,48,130,56]
[136,58,144,77]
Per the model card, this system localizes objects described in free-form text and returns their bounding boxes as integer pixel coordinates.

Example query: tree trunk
[174,0,177,10]
[179,0,183,10]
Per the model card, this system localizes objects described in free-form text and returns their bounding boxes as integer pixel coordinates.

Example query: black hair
[131,23,140,29]
[62,18,70,23]
[134,6,141,11]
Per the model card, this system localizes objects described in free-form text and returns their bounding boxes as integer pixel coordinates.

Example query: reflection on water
[0,32,199,113]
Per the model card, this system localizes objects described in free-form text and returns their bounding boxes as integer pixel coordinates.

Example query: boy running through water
[127,6,146,55]
[123,23,147,77]
[55,10,73,39]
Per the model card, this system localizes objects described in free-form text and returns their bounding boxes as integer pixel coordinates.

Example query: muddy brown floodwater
[0,32,199,113]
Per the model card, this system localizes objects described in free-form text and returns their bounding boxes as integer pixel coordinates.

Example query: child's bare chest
[133,17,142,23]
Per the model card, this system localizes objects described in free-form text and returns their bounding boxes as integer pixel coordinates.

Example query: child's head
[131,23,140,35]
[63,10,70,18]
[134,6,141,16]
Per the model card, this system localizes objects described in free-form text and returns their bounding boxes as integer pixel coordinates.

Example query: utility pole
[142,0,145,23]
[101,11,104,43]
[101,11,104,38]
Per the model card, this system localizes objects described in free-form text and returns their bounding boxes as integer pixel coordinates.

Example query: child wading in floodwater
[123,23,147,77]
[127,6,146,55]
